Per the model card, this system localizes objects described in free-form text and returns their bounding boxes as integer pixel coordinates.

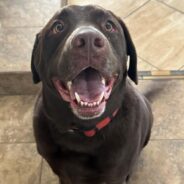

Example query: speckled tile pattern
[69,0,184,72]
[137,80,184,139]
[0,27,41,71]
[0,95,36,143]
[68,0,148,18]
[0,72,41,95]
[0,0,61,72]
[129,140,184,184]
[0,80,184,183]
[0,143,41,184]
[125,0,184,70]
[180,65,184,70]
[1,0,184,72]
[0,0,61,28]
[138,57,159,71]
[41,161,59,184]
[0,0,184,183]
[159,0,184,12]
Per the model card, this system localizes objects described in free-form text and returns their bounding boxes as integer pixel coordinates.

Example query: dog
[31,5,153,184]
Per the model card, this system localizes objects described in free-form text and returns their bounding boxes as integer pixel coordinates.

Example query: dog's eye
[105,21,116,32]
[53,22,64,34]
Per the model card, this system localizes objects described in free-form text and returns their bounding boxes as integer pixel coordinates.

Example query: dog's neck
[68,108,119,137]
[41,80,126,135]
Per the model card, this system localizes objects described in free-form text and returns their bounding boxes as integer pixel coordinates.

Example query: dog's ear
[31,34,41,84]
[111,14,138,84]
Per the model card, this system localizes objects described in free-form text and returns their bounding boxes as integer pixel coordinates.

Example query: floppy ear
[31,34,41,84]
[116,17,138,84]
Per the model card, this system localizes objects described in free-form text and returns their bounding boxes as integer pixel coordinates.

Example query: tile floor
[0,0,184,72]
[68,0,184,71]
[0,0,184,184]
[0,0,61,71]
[0,80,184,184]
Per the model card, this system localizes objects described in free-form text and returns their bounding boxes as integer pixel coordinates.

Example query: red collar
[83,108,119,137]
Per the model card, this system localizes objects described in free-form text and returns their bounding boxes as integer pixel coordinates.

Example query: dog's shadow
[136,80,168,103]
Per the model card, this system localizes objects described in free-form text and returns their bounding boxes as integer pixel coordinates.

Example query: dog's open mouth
[53,67,117,119]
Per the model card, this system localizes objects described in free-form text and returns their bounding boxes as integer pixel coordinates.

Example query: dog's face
[31,5,137,120]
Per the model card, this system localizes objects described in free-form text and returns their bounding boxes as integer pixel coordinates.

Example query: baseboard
[0,71,40,95]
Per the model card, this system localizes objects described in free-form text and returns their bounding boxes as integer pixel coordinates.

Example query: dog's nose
[72,29,105,49]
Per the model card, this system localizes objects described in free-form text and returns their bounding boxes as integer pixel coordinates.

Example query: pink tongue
[72,68,105,102]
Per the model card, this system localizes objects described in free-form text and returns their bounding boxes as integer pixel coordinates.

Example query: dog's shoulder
[122,80,153,131]
[124,80,151,110]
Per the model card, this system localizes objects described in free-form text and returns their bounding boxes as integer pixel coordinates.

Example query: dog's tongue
[72,68,105,102]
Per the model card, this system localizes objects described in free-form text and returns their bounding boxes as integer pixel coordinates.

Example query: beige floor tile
[138,57,158,71]
[68,0,148,18]
[41,160,59,184]
[0,72,41,95]
[159,0,184,12]
[129,140,184,184]
[125,0,184,70]
[179,65,184,70]
[137,80,184,139]
[0,95,36,143]
[0,0,61,28]
[0,27,39,71]
[0,143,42,184]
[38,141,184,184]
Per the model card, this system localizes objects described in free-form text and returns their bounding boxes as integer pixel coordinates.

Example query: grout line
[124,0,151,19]
[178,65,184,70]
[150,138,184,141]
[0,142,35,144]
[156,0,184,14]
[39,158,44,184]
[138,56,160,70]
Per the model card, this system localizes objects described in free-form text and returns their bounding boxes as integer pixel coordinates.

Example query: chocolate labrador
[31,5,153,184]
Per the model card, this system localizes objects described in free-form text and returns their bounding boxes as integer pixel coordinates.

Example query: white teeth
[90,103,93,107]
[74,91,105,107]
[75,92,81,103]
[102,77,106,85]
[80,101,84,106]
[67,81,72,90]
[98,92,104,103]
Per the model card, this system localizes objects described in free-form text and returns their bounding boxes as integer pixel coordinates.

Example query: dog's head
[31,5,137,120]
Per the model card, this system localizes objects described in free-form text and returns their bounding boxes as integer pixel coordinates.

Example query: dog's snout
[72,29,105,49]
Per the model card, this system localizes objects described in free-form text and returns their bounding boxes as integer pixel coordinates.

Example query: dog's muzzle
[53,26,118,120]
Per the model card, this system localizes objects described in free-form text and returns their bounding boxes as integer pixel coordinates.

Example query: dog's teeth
[80,101,84,106]
[98,92,104,102]
[67,81,72,90]
[75,92,81,103]
[79,101,100,107]
[101,77,105,85]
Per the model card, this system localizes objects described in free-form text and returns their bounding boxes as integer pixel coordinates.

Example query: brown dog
[31,5,153,184]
